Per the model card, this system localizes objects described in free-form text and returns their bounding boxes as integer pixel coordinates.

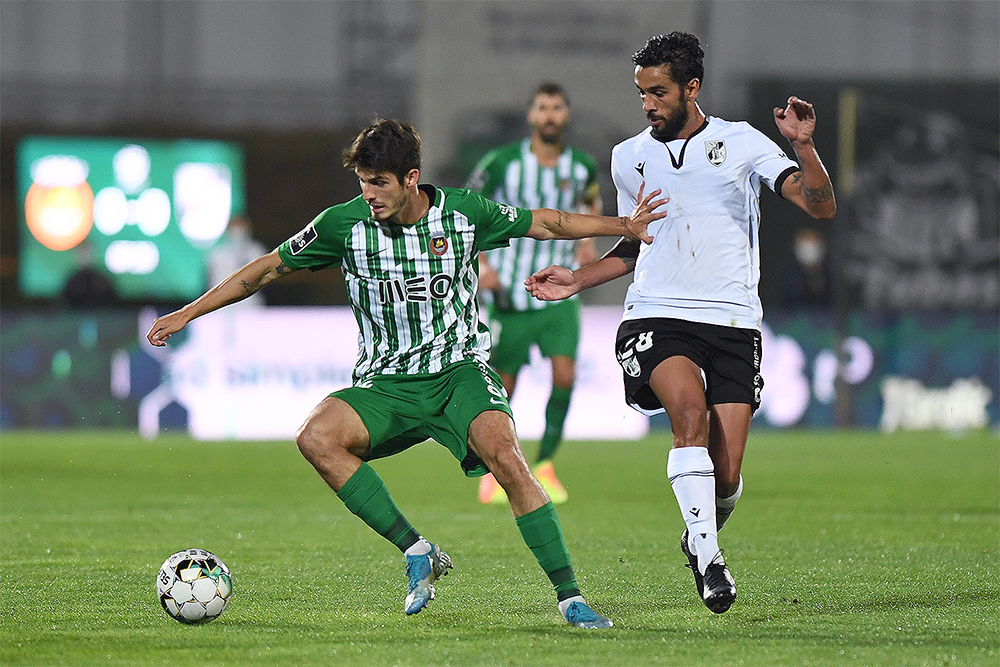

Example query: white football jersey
[611,116,799,331]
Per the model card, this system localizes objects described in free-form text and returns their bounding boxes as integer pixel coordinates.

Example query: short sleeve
[746,126,799,193]
[277,206,348,272]
[464,191,532,251]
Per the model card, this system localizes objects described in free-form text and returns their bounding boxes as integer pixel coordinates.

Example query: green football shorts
[330,360,512,478]
[487,298,581,376]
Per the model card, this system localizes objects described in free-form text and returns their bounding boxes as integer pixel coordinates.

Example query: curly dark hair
[632,32,705,87]
[342,118,422,183]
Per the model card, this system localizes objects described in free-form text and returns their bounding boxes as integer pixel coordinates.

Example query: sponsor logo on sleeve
[289,223,317,255]
[497,203,518,224]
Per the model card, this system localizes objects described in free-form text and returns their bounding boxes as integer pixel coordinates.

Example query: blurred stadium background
[1,0,997,438]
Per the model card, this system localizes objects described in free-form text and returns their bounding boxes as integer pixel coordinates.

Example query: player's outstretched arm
[147,249,296,347]
[774,96,836,220]
[526,238,639,301]
[529,182,666,243]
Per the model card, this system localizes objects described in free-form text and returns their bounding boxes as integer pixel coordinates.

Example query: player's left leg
[708,403,751,531]
[467,409,612,628]
[533,300,581,503]
[532,355,574,503]
[478,309,526,506]
[702,325,759,536]
[477,368,517,504]
[539,356,574,464]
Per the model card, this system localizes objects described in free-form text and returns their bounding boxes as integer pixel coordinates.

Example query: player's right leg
[295,395,371,492]
[296,394,449,615]
[467,409,612,628]
[649,357,736,614]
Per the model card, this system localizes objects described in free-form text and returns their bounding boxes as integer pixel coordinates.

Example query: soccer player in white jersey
[466,82,602,506]
[527,33,836,614]
[147,118,667,628]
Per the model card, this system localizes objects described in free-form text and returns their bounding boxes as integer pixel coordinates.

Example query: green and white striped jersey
[277,184,532,383]
[466,139,599,311]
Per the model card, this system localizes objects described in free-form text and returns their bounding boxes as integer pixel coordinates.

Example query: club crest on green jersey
[430,235,448,256]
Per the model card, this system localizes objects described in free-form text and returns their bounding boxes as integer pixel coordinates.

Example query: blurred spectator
[207,215,268,308]
[62,242,120,307]
[781,227,833,309]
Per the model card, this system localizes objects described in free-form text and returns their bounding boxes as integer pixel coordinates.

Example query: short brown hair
[342,118,422,183]
[530,81,569,108]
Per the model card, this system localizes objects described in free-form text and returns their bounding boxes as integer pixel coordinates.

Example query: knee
[295,421,324,463]
[669,406,710,447]
[295,419,348,465]
[551,359,575,388]
[481,443,530,487]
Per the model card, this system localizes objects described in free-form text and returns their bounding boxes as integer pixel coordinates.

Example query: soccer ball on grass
[157,548,233,624]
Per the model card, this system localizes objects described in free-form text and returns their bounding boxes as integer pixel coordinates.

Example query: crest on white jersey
[705,140,727,167]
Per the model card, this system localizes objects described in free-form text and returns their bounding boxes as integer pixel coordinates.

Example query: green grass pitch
[1,428,997,666]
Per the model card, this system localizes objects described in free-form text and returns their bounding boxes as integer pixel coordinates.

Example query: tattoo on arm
[276,262,293,276]
[792,172,834,206]
[803,183,834,205]
[556,210,570,232]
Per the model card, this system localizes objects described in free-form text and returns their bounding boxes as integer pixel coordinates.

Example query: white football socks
[667,446,720,574]
[716,474,743,531]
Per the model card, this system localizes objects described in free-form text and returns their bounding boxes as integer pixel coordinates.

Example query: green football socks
[336,462,420,552]
[515,502,580,600]
[536,385,572,463]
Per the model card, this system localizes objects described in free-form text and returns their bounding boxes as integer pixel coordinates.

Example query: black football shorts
[615,317,763,415]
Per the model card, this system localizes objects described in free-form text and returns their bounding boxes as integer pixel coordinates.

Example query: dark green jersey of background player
[278,184,531,383]
[466,140,599,311]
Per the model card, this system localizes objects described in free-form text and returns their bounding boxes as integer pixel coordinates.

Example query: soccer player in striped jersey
[465,82,601,506]
[147,118,666,628]
[527,33,836,615]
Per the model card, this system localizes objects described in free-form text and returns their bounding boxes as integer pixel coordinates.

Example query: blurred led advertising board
[16,136,245,301]
[139,305,648,442]
[1,308,995,435]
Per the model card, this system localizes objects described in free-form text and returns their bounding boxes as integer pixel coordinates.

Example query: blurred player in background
[465,82,601,505]
[527,33,836,614]
[148,118,667,628]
